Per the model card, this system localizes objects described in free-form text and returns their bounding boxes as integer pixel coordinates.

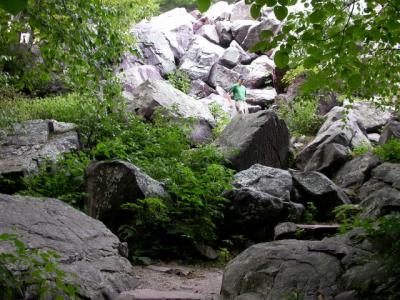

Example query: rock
[348,102,392,133]
[85,160,167,231]
[219,47,242,69]
[204,1,232,22]
[231,20,259,46]
[295,106,371,170]
[131,8,195,75]
[241,19,281,50]
[188,79,216,99]
[379,120,400,144]
[229,40,254,64]
[189,119,214,144]
[0,120,80,193]
[233,164,293,201]
[223,188,300,241]
[199,93,235,117]
[116,289,206,300]
[179,36,225,81]
[126,80,214,123]
[220,230,385,300]
[196,24,220,44]
[214,110,290,171]
[215,21,233,47]
[359,163,400,218]
[207,64,240,90]
[246,89,277,109]
[0,194,137,299]
[119,65,162,97]
[232,56,273,89]
[334,153,380,191]
[317,93,341,115]
[368,133,380,143]
[195,243,219,260]
[291,170,351,220]
[304,143,351,177]
[274,222,340,240]
[230,0,252,21]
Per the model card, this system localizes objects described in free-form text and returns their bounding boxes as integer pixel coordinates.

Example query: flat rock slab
[116,289,206,300]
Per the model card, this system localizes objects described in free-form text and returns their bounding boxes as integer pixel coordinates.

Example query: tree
[199,0,399,105]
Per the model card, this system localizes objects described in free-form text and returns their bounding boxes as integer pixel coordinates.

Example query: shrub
[209,102,230,137]
[373,138,400,163]
[167,70,191,94]
[333,204,362,233]
[0,233,80,299]
[351,142,373,158]
[278,96,325,136]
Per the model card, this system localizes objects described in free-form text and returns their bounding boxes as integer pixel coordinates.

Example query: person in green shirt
[227,75,248,114]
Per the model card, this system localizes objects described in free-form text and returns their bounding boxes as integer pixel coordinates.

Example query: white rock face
[179,35,225,81]
[204,1,233,21]
[197,24,220,44]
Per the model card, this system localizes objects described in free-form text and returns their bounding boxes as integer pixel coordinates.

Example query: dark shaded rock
[359,163,400,218]
[0,194,137,300]
[195,243,219,260]
[220,230,384,300]
[215,110,290,171]
[379,120,400,144]
[219,47,242,69]
[232,56,273,89]
[304,143,351,177]
[85,160,167,231]
[215,21,233,47]
[291,170,351,220]
[116,289,206,300]
[231,20,259,45]
[188,79,216,99]
[334,153,380,191]
[207,63,240,90]
[274,222,340,240]
[241,19,281,50]
[348,102,391,133]
[0,120,80,194]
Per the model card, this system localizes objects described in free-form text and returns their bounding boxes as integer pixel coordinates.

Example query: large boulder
[295,107,371,170]
[204,1,233,22]
[230,0,252,21]
[118,65,162,97]
[231,20,259,46]
[196,24,220,45]
[220,230,385,300]
[229,40,254,64]
[199,93,236,117]
[232,56,274,89]
[334,153,380,191]
[0,120,80,193]
[241,19,281,50]
[85,160,167,231]
[0,194,137,299]
[215,21,233,47]
[188,79,216,99]
[179,35,225,81]
[219,47,242,69]
[303,143,351,177]
[214,110,290,171]
[359,163,400,218]
[379,120,400,144]
[125,80,214,123]
[246,88,277,109]
[348,102,391,133]
[207,63,240,90]
[291,170,351,220]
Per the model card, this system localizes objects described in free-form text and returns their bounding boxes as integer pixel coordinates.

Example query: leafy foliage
[373,138,400,163]
[244,0,400,102]
[0,233,80,299]
[167,70,191,94]
[303,202,317,223]
[333,204,362,234]
[209,102,230,137]
[351,142,373,158]
[278,96,325,136]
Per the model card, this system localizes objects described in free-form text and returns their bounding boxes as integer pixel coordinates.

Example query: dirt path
[132,263,223,299]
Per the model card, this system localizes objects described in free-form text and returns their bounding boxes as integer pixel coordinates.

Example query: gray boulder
[126,80,214,123]
[215,110,290,171]
[274,222,340,240]
[304,143,351,177]
[246,88,277,109]
[197,24,220,45]
[188,79,216,99]
[334,153,380,191]
[241,19,281,50]
[179,35,225,81]
[230,0,252,21]
[348,102,391,133]
[204,1,232,22]
[0,120,80,193]
[229,40,254,64]
[208,63,240,90]
[359,163,400,218]
[368,133,381,143]
[85,160,167,231]
[199,93,236,117]
[118,65,162,97]
[379,120,400,144]
[231,20,259,45]
[232,56,274,88]
[0,194,137,299]
[215,21,233,47]
[221,230,385,300]
[291,170,351,220]
[219,47,242,69]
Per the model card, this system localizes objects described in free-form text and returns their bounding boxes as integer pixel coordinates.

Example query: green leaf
[348,74,362,90]
[265,0,277,6]
[278,0,288,5]
[303,56,319,68]
[197,0,211,12]
[274,50,289,68]
[251,4,262,19]
[0,0,27,14]
[274,5,288,21]
[260,30,274,39]
[309,10,325,23]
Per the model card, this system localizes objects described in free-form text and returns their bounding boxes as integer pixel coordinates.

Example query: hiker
[227,75,248,114]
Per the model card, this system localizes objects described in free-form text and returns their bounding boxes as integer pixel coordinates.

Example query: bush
[209,102,230,137]
[373,138,400,163]
[351,142,373,157]
[278,96,325,136]
[167,70,191,94]
[0,233,80,299]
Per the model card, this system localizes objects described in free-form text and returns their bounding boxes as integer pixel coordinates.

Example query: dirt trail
[132,263,223,299]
